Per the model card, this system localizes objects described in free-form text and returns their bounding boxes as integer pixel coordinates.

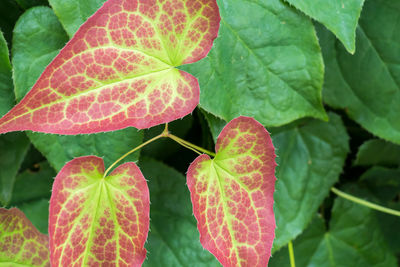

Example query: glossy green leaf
[48,0,106,37]
[284,0,365,53]
[320,0,400,144]
[0,31,14,117]
[355,139,400,167]
[272,113,349,251]
[0,208,49,266]
[182,0,327,127]
[270,196,398,267]
[12,6,143,171]
[139,157,219,267]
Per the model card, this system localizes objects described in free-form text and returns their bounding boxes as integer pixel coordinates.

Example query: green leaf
[320,0,400,144]
[48,0,106,38]
[0,0,22,46]
[182,0,327,127]
[272,113,349,251]
[10,161,55,204]
[284,0,365,53]
[12,6,143,171]
[14,0,49,10]
[355,139,400,167]
[139,157,219,267]
[0,133,30,206]
[18,198,50,235]
[270,196,398,267]
[0,208,49,266]
[0,31,14,118]
[49,156,149,266]
[9,161,55,234]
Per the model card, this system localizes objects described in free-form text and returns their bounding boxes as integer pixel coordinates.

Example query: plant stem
[168,134,216,157]
[331,187,400,217]
[288,240,296,267]
[103,125,168,177]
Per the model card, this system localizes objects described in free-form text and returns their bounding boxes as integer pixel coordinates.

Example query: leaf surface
[0,31,31,206]
[187,116,277,266]
[355,139,400,167]
[272,113,349,251]
[0,0,220,134]
[140,157,220,266]
[270,197,398,267]
[320,0,400,144]
[49,0,107,37]
[49,156,149,266]
[0,208,49,267]
[0,31,14,117]
[12,6,143,171]
[182,0,327,127]
[284,0,365,53]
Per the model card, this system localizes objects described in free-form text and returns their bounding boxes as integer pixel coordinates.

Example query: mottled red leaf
[187,116,277,267]
[0,0,220,134]
[0,208,50,266]
[49,156,149,266]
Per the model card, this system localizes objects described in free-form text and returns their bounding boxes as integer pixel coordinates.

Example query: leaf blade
[49,156,149,266]
[0,208,50,267]
[0,0,220,134]
[187,116,276,266]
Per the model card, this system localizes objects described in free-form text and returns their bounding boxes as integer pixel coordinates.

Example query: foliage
[0,0,399,266]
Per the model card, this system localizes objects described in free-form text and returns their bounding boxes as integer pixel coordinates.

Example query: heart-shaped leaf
[49,156,149,266]
[0,208,50,266]
[187,116,277,266]
[0,0,220,134]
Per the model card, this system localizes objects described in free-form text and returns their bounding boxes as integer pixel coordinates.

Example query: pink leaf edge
[187,116,277,267]
[49,156,149,266]
[0,0,220,134]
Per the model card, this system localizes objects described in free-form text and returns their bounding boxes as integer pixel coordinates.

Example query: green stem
[103,126,168,177]
[288,240,296,267]
[168,134,216,157]
[331,187,400,217]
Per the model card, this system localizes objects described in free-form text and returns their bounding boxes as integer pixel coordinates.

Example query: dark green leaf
[140,157,220,267]
[10,161,55,204]
[18,198,50,234]
[48,0,106,37]
[355,139,400,167]
[182,0,327,128]
[285,0,365,53]
[270,197,398,266]
[0,133,30,206]
[12,7,143,171]
[272,113,349,251]
[0,31,14,119]
[320,0,400,144]
[0,0,22,46]
[14,0,48,10]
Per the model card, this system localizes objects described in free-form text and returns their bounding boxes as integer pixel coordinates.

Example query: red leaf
[187,116,277,266]
[0,0,220,134]
[0,208,50,266]
[49,156,149,266]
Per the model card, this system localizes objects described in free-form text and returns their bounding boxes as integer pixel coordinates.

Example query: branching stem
[103,123,215,177]
[331,187,400,217]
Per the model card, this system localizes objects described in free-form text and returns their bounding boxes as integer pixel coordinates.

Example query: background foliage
[0,0,399,266]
